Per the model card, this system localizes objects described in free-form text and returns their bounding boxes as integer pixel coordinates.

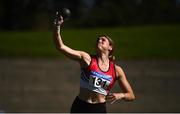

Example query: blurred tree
[0,0,179,30]
[1,0,49,30]
[77,0,142,27]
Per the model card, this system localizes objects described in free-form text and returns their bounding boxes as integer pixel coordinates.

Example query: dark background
[0,0,180,30]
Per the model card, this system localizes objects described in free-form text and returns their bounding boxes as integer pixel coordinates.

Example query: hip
[71,96,107,113]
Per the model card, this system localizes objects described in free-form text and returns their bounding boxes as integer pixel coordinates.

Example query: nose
[99,39,102,43]
[97,37,105,44]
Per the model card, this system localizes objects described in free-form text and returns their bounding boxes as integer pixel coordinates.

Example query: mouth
[96,42,101,48]
[97,42,103,46]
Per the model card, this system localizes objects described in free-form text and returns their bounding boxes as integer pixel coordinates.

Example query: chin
[96,46,101,52]
[97,45,103,50]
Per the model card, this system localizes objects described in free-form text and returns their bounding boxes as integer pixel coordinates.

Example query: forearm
[121,92,135,101]
[52,24,82,60]
[53,26,65,50]
[115,65,135,101]
[52,13,86,61]
[106,92,134,104]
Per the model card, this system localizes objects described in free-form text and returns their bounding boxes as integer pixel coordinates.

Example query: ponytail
[103,35,115,62]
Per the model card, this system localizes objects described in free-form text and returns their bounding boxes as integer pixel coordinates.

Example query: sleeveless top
[80,55,117,95]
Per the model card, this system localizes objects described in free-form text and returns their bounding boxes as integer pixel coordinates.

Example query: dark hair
[102,35,115,61]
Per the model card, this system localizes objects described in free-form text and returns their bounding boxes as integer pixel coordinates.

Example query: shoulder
[79,51,91,67]
[114,64,126,78]
[115,64,123,73]
[79,51,91,59]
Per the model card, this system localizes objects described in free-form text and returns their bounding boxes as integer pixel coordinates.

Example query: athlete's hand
[106,93,125,104]
[53,12,64,27]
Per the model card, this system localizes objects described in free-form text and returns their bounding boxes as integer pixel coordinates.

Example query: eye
[101,38,106,41]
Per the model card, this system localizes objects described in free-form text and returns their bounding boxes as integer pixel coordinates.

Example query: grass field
[0,25,180,59]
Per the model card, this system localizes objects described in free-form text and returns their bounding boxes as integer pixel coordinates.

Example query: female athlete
[53,13,135,113]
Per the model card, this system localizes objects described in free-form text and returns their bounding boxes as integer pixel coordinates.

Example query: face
[96,36,112,53]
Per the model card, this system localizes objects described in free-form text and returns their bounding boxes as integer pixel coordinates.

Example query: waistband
[75,96,106,106]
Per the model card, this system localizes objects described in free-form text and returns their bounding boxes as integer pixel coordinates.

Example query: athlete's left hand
[106,93,125,104]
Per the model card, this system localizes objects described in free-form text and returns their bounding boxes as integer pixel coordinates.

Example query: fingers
[54,11,64,26]
[106,93,122,104]
[106,95,117,104]
[55,11,64,21]
[110,98,117,104]
[60,15,63,20]
[106,93,114,99]
[56,11,58,16]
[106,93,116,104]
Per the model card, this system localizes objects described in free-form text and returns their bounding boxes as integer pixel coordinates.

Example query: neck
[96,53,109,63]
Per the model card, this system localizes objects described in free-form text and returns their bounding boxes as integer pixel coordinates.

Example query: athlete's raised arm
[53,12,91,65]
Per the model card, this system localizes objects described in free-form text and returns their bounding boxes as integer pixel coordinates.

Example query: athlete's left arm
[106,65,135,104]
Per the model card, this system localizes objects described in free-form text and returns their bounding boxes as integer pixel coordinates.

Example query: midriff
[78,87,106,104]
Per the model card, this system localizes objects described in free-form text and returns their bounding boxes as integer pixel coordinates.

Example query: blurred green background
[0,0,180,113]
[0,25,180,59]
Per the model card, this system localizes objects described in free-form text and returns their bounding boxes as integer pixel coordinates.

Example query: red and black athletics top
[80,55,117,95]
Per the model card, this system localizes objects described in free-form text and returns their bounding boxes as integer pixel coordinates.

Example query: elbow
[130,94,135,101]
[126,93,135,101]
[54,44,60,50]
[55,44,65,52]
[56,46,65,53]
[55,45,61,51]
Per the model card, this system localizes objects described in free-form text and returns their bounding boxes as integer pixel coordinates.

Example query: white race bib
[89,75,111,89]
